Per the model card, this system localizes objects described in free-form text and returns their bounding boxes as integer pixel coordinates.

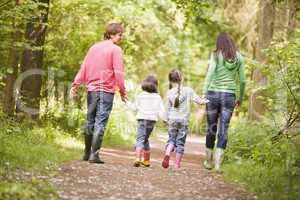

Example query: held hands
[121,94,128,103]
[200,95,209,105]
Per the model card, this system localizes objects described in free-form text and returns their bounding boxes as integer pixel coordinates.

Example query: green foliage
[103,105,136,147]
[0,0,49,65]
[262,29,300,136]
[44,0,222,103]
[41,100,86,138]
[0,99,135,199]
[0,113,81,199]
[223,120,300,200]
[172,0,222,37]
[0,115,82,172]
[0,181,58,200]
[40,98,135,146]
[1,0,299,198]
[2,0,225,135]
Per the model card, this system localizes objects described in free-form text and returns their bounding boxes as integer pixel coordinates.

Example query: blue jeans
[206,91,235,149]
[136,119,156,151]
[166,120,188,154]
[85,91,114,139]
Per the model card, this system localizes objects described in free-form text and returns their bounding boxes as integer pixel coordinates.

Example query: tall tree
[248,0,275,120]
[17,0,49,119]
[3,0,21,116]
[270,0,300,136]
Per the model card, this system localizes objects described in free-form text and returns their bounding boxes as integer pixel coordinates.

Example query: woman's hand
[235,100,241,108]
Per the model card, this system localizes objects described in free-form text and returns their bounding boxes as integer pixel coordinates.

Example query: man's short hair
[104,23,124,40]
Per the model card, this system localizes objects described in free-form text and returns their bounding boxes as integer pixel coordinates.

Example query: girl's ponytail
[168,70,182,109]
[174,82,181,108]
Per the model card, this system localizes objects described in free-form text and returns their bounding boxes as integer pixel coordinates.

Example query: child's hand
[122,101,128,107]
[121,95,128,103]
[199,97,209,105]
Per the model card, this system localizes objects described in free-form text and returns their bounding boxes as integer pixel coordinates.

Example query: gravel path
[50,134,255,200]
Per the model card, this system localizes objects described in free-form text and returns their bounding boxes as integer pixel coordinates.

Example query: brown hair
[168,69,182,108]
[141,75,158,93]
[104,23,124,40]
[215,32,237,62]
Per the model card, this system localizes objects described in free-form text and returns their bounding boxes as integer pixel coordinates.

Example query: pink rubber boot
[143,150,151,167]
[134,147,142,167]
[162,144,174,168]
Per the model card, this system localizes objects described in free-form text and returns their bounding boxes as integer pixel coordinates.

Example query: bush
[0,113,82,200]
[223,120,300,200]
[41,98,136,147]
[102,100,137,147]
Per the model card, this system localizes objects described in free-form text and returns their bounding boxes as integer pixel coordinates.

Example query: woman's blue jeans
[205,91,236,149]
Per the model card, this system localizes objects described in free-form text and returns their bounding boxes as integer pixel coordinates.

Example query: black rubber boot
[89,132,104,164]
[82,134,92,161]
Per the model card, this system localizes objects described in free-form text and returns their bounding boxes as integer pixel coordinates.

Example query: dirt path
[50,134,255,200]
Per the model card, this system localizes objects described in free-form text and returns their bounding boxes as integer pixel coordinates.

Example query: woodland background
[0,0,299,199]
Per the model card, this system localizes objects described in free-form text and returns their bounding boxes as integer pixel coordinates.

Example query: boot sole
[133,161,142,167]
[88,160,105,164]
[82,155,90,161]
[203,161,214,170]
[162,156,170,168]
[141,163,150,167]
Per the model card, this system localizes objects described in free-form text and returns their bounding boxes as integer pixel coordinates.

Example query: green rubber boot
[214,148,224,172]
[89,132,104,164]
[203,148,214,170]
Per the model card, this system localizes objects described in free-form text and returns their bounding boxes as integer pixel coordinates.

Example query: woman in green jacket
[203,33,246,171]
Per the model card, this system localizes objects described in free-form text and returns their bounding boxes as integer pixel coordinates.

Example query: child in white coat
[127,75,166,167]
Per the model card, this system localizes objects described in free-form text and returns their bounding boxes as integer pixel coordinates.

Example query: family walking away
[70,22,245,172]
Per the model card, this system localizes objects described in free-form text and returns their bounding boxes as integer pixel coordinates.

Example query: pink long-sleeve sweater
[71,40,126,96]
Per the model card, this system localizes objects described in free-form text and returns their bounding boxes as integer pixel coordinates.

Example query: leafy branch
[272,57,300,140]
[0,0,11,9]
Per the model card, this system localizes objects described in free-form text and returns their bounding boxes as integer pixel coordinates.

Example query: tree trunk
[3,0,21,116]
[286,0,298,34]
[248,0,275,120]
[17,0,50,120]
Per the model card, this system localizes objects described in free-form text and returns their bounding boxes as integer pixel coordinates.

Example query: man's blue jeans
[85,91,114,154]
[205,91,235,149]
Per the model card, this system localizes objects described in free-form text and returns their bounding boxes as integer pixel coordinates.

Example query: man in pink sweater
[70,23,127,164]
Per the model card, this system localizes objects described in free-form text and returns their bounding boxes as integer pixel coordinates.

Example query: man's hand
[121,94,128,103]
[70,87,78,100]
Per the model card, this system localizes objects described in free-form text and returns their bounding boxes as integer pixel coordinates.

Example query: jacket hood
[217,52,239,70]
